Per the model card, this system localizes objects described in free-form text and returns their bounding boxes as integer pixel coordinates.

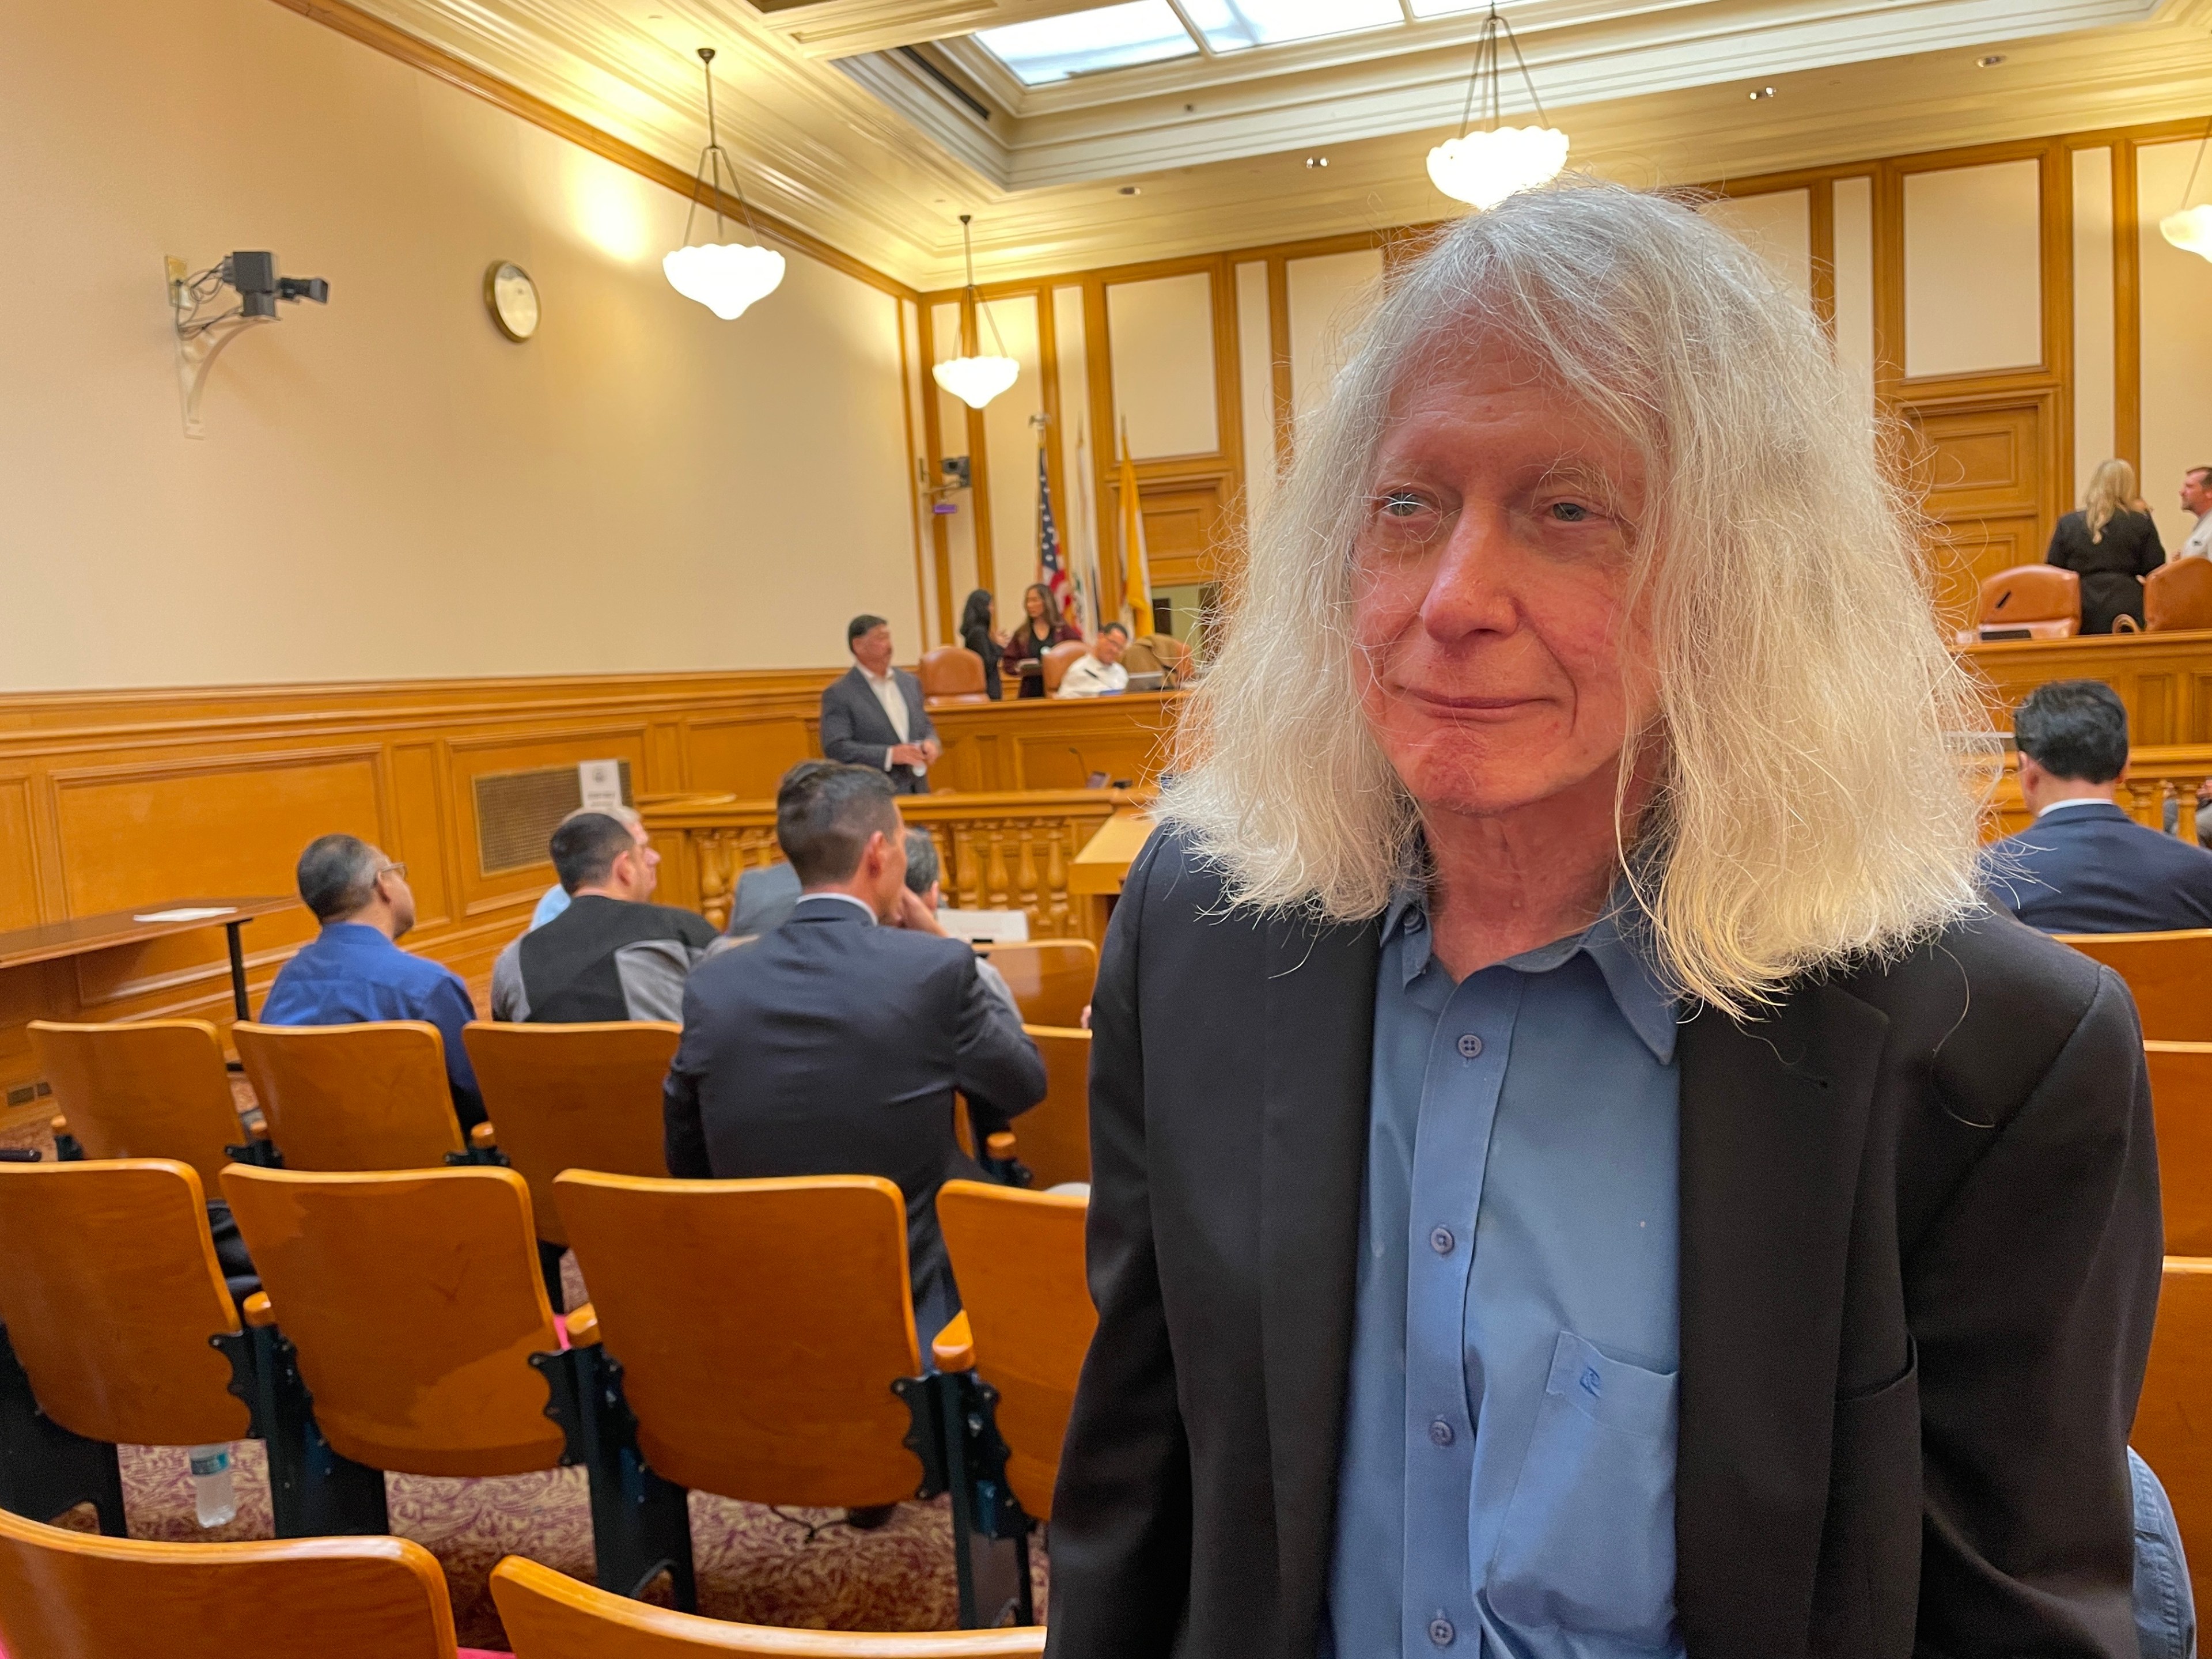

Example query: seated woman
[2048,457,2165,632]
[1000,582,1082,699]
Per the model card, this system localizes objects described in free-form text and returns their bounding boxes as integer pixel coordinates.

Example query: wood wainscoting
[1961,630,2212,739]
[0,672,1185,1123]
[644,789,1142,942]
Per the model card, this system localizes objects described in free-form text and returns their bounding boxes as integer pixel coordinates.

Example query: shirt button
[1456,1033,1483,1059]
[1429,1418,1455,1446]
[1429,1225,1455,1255]
[1429,1615,1457,1647]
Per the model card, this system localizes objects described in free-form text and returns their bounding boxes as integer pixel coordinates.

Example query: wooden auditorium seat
[27,1020,251,1186]
[2054,931,2212,1043]
[0,1161,249,1534]
[2133,1257,2212,1607]
[976,939,1097,1029]
[932,1181,1094,1521]
[1040,641,1089,695]
[2147,1043,2212,1253]
[490,1554,1047,1656]
[1957,565,2080,645]
[0,1507,482,1659]
[919,646,993,706]
[2146,556,2212,632]
[219,1161,692,1598]
[551,1172,921,1511]
[232,1021,465,1169]
[463,1020,678,1304]
[1012,1027,1091,1192]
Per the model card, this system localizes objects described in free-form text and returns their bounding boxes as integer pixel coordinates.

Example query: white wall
[0,0,918,691]
[1902,158,2044,378]
[1286,249,1384,438]
[1701,189,1813,310]
[1832,175,1876,399]
[2138,141,2212,550]
[2073,147,2118,501]
[1107,273,1219,459]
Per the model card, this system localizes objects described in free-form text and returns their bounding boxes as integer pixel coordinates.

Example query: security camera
[219,252,329,318]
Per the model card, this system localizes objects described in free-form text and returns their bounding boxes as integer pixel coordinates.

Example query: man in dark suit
[819,614,938,796]
[1986,678,2212,932]
[663,763,1044,1346]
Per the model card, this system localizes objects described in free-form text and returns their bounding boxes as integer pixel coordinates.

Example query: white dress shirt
[1055,654,1129,699]
[861,666,923,776]
[2183,513,2212,560]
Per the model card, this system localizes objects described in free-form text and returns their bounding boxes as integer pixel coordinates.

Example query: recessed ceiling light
[1976,54,2006,67]
[1119,184,1141,195]
[1748,85,1776,100]
[1306,156,1329,168]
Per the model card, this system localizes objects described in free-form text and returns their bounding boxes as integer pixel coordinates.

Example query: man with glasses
[260,833,485,1131]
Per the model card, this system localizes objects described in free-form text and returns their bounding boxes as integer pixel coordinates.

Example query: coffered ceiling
[337,0,2212,289]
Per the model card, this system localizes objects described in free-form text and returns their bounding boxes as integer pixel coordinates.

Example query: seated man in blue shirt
[259,834,485,1130]
[1984,679,2212,933]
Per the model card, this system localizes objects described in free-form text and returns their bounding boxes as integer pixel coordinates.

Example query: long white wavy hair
[1159,178,1992,1015]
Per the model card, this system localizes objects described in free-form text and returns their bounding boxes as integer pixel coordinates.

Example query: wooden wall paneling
[1809,177,1837,332]
[444,725,654,919]
[1267,257,1293,470]
[960,288,998,598]
[917,302,956,641]
[0,775,40,933]
[681,711,819,798]
[391,742,451,931]
[1082,279,1121,616]
[1036,282,1068,588]
[2116,138,2143,473]
[897,297,935,647]
[929,694,1183,793]
[1962,629,2212,743]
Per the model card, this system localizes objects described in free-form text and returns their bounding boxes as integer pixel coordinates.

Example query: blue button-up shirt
[259,922,484,1128]
[1326,888,1684,1659]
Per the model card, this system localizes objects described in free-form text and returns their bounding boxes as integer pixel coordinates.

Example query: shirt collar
[2035,796,2119,818]
[1381,880,1677,1063]
[793,891,878,925]
[318,921,397,949]
[858,664,896,689]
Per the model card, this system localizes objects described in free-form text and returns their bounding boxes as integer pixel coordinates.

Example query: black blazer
[820,665,937,794]
[1046,830,2160,1659]
[664,899,1047,1338]
[2047,509,2165,634]
[960,622,1005,702]
[1985,800,2212,934]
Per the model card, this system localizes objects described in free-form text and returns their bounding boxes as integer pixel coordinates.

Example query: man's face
[1096,630,1127,666]
[1349,340,1653,826]
[2184,471,2212,518]
[626,828,660,901]
[854,625,895,676]
[371,850,416,939]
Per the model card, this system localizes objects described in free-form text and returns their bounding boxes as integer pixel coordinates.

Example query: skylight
[1179,0,1406,52]
[974,0,1200,85]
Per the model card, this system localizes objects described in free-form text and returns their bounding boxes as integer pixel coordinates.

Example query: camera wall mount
[166,253,328,438]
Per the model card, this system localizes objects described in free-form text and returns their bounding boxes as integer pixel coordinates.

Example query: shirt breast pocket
[1483,1329,1679,1649]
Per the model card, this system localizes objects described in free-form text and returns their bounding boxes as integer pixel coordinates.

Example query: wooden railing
[1984,744,2212,840]
[641,789,1144,943]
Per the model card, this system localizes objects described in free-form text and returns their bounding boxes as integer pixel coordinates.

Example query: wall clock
[484,261,540,342]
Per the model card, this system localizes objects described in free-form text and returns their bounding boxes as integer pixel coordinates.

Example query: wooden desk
[1961,630,2212,743]
[929,692,1183,793]
[1070,809,1157,940]
[0,897,297,1023]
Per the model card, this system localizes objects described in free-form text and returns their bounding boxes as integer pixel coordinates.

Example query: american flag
[1038,446,1074,618]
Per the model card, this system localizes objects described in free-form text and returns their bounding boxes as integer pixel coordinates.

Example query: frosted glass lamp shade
[2162,206,2212,262]
[1426,126,1570,210]
[933,354,1021,409]
[662,242,786,320]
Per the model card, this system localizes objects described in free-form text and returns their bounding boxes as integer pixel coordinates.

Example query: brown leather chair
[1960,565,2080,643]
[1040,641,1089,695]
[919,646,991,705]
[2147,558,2212,632]
[0,1507,464,1659]
[2133,1257,2212,1607]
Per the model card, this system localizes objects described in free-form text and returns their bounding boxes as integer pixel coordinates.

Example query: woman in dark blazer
[2048,458,2165,632]
[999,583,1081,699]
[959,589,1003,701]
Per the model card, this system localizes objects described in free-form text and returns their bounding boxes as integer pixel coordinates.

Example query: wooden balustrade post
[984,827,1012,911]
[697,832,734,932]
[1014,824,1041,935]
[1045,825,1073,938]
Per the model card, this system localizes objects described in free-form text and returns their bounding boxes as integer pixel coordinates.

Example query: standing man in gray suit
[820,615,939,795]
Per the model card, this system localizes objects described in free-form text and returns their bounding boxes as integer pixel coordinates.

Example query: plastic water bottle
[188,1444,236,1528]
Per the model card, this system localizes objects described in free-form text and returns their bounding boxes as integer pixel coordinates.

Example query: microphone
[1070,747,1100,788]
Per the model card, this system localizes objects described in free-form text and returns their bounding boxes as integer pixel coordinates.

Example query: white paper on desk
[132,907,237,923]
[578,759,624,812]
[939,908,1029,944]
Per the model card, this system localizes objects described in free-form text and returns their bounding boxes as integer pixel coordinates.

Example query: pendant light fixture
[932,215,1020,410]
[1426,3,1568,211]
[663,47,785,320]
[2161,117,2212,263]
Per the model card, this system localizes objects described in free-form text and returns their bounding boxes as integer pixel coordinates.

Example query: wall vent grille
[474,762,631,876]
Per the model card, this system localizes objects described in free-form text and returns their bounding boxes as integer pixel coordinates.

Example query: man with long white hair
[1044,180,2158,1659]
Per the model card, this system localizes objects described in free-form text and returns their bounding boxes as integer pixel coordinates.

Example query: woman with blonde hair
[1046,180,2157,1659]
[2047,457,2165,631]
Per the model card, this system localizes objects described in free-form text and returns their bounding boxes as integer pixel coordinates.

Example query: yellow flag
[1119,419,1151,628]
